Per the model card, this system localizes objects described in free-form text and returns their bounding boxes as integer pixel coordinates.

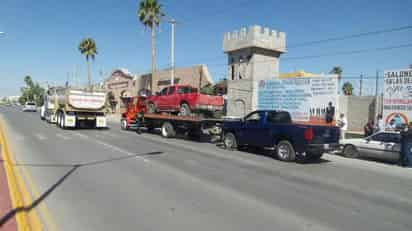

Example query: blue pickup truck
[221,110,340,162]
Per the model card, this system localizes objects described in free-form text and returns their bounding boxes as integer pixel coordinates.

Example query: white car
[23,102,37,112]
[341,131,401,163]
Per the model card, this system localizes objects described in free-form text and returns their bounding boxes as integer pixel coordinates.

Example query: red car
[146,85,224,116]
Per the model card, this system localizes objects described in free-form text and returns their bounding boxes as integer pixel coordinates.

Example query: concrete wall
[227,80,254,117]
[338,96,377,132]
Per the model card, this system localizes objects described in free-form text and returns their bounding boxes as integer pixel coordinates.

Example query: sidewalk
[0,147,17,231]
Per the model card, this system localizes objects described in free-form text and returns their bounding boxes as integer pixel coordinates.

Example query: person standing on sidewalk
[376,114,385,132]
[325,101,335,124]
[400,123,412,167]
[337,113,348,139]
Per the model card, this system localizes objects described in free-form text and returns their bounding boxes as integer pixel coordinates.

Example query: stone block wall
[227,80,255,117]
[338,96,378,132]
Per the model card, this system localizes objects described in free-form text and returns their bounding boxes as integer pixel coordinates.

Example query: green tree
[19,76,45,105]
[342,82,354,96]
[78,38,98,88]
[330,66,343,94]
[329,66,343,76]
[200,83,214,95]
[138,0,164,91]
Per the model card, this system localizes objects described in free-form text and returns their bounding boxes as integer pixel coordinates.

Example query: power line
[288,25,412,48]
[176,24,412,67]
[202,42,412,67]
[284,42,412,60]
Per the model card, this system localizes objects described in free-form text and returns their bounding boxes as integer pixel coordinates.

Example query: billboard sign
[383,69,412,126]
[258,76,338,124]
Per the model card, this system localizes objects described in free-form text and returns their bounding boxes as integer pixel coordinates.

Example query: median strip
[0,118,43,230]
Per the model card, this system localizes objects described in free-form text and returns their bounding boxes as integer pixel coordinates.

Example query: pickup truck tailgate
[310,126,340,144]
[196,95,224,106]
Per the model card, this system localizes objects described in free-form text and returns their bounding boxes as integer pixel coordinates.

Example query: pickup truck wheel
[179,103,191,116]
[161,121,176,138]
[148,103,156,113]
[121,119,128,130]
[223,132,237,150]
[343,145,359,158]
[276,141,296,162]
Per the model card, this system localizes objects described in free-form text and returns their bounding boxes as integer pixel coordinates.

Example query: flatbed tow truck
[120,96,223,139]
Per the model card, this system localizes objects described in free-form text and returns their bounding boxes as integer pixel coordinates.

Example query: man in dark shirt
[400,123,412,166]
[325,102,335,123]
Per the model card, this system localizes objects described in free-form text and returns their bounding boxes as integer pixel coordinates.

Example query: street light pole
[167,19,177,86]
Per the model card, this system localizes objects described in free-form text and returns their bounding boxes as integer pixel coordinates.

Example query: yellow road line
[0,117,57,230]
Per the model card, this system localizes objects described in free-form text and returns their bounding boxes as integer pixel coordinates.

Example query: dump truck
[43,86,108,129]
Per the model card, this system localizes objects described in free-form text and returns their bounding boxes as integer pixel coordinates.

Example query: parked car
[341,131,401,163]
[146,85,224,116]
[221,110,340,162]
[23,102,37,112]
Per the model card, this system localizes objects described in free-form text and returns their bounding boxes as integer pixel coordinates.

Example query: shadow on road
[0,151,163,228]
[216,143,331,165]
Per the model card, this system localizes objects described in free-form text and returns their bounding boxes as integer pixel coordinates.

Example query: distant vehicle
[23,102,37,112]
[42,86,108,129]
[341,131,401,163]
[221,110,340,162]
[146,85,224,116]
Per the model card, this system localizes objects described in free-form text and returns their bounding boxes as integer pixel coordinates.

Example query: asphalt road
[1,105,412,231]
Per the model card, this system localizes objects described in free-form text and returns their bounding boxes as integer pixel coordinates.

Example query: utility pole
[359,74,363,96]
[375,70,379,96]
[167,19,177,86]
[375,70,380,121]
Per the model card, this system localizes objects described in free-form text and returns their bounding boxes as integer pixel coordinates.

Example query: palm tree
[78,38,98,88]
[330,66,343,94]
[138,0,164,91]
[342,82,354,96]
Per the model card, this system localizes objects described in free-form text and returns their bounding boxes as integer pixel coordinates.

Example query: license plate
[324,144,330,149]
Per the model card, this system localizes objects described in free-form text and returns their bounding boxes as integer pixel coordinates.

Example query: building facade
[139,65,214,93]
[104,65,214,114]
[223,25,286,117]
[104,69,138,114]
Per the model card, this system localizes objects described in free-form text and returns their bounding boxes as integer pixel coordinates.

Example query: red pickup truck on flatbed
[146,85,224,116]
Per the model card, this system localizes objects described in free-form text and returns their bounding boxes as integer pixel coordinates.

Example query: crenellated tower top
[223,25,286,53]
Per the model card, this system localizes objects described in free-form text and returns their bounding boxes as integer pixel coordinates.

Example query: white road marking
[14,133,25,141]
[70,132,89,139]
[72,131,149,163]
[100,132,118,138]
[56,133,71,140]
[34,133,48,141]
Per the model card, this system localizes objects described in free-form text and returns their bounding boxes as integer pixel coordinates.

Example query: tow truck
[120,95,222,139]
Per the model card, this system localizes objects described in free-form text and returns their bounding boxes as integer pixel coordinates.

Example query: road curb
[0,118,42,230]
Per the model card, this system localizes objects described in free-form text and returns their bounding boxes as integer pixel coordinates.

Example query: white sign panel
[68,91,107,110]
[258,77,338,122]
[383,69,412,126]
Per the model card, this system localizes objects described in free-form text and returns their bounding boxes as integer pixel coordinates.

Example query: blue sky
[1,0,411,96]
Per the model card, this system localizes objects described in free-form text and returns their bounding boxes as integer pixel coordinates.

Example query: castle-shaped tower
[223,25,286,117]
